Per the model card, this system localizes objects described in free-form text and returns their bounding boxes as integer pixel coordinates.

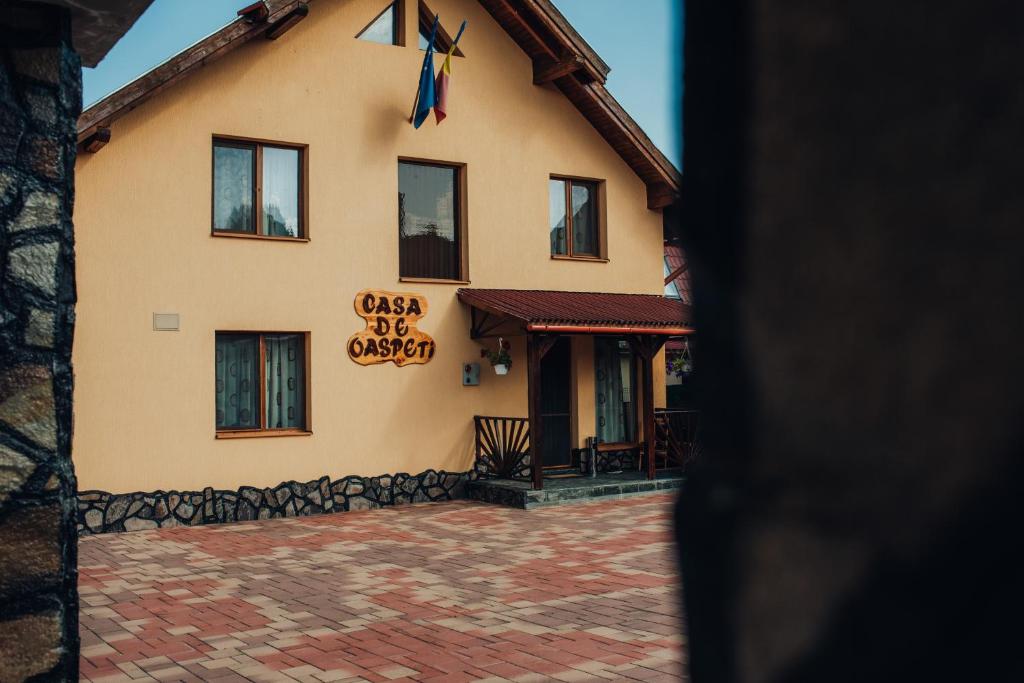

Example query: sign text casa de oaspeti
[347,289,435,366]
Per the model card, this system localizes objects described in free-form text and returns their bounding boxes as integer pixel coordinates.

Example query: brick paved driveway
[79,493,685,682]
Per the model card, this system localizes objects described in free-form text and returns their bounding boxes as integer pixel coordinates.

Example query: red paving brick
[79,493,686,681]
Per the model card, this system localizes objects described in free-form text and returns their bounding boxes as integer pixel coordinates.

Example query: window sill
[212,231,309,243]
[399,277,471,285]
[216,429,312,439]
[550,254,609,263]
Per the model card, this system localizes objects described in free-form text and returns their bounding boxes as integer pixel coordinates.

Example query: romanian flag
[412,14,440,129]
[434,21,467,125]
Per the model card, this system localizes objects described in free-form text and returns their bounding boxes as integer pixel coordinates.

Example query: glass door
[595,337,637,444]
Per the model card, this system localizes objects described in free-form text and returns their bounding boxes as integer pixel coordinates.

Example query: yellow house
[72,0,688,533]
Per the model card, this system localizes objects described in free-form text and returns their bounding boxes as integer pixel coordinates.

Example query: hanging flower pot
[669,338,694,378]
[481,337,512,375]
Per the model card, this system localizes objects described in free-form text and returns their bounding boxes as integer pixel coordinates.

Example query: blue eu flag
[413,14,440,129]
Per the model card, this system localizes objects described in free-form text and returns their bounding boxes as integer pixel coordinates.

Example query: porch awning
[457,288,695,336]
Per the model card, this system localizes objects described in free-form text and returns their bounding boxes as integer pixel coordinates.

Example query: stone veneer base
[77,469,476,535]
[467,471,685,509]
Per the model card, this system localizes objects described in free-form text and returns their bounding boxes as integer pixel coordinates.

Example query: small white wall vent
[152,313,180,331]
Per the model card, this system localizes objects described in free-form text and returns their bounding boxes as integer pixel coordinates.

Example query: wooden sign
[347,289,436,366]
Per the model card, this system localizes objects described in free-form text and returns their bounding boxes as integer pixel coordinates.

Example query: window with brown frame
[417,0,464,56]
[398,159,468,282]
[356,0,404,46]
[215,332,310,437]
[549,176,606,259]
[212,137,307,240]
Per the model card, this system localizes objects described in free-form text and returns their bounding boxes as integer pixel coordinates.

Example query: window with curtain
[595,338,637,443]
[213,138,305,239]
[215,334,259,430]
[398,160,463,280]
[215,332,308,434]
[549,177,601,258]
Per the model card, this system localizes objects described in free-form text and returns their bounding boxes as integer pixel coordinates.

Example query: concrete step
[467,472,684,509]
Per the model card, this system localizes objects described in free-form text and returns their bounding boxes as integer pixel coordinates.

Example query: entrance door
[540,337,573,469]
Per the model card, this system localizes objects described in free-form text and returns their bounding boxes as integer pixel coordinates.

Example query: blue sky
[83,0,682,167]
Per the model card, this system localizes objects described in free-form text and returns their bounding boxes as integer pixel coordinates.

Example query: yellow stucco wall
[72,0,666,492]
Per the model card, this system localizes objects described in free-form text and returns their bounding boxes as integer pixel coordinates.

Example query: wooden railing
[473,416,532,481]
[655,409,701,471]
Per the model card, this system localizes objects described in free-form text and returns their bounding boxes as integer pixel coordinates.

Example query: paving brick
[79,494,685,681]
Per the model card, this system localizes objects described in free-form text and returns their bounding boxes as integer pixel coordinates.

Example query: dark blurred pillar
[0,3,80,680]
[675,1,1024,681]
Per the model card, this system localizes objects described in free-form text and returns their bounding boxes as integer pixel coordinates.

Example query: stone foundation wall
[596,449,638,473]
[472,453,532,481]
[0,4,81,680]
[78,469,475,535]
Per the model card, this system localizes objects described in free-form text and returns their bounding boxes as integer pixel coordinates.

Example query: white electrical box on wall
[152,313,179,331]
[463,362,480,386]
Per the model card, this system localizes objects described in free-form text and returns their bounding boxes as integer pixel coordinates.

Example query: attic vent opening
[356,0,402,45]
[418,0,464,57]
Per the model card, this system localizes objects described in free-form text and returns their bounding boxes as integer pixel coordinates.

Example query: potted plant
[481,337,512,375]
[668,338,694,378]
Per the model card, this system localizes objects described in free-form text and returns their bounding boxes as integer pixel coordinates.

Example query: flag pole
[408,80,422,123]
[451,20,467,47]
[409,16,441,123]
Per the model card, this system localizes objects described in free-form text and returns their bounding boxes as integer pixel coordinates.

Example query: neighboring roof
[25,0,153,67]
[77,0,680,208]
[664,243,692,304]
[457,288,694,334]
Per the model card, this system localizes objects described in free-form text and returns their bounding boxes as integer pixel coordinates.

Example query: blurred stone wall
[0,3,81,680]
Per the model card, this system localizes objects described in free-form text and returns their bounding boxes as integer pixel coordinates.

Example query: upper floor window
[549,176,606,260]
[356,1,401,46]
[212,137,306,240]
[664,259,682,298]
[398,160,467,282]
[418,1,464,56]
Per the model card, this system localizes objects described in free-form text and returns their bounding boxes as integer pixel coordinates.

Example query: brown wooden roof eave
[522,0,610,78]
[77,0,306,144]
[75,0,680,205]
[477,0,608,84]
[478,0,680,202]
[554,77,681,207]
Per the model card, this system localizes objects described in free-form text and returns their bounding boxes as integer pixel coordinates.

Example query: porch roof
[457,288,695,335]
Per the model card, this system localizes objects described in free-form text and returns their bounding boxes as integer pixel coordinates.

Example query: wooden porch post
[528,334,544,490]
[630,335,667,481]
[641,345,656,481]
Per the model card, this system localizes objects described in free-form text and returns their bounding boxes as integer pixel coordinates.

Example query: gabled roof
[458,288,694,335]
[664,243,692,304]
[77,0,680,208]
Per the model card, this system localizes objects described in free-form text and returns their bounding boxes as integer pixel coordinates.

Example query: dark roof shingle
[457,288,694,331]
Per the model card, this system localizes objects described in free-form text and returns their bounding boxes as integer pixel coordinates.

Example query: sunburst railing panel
[473,415,532,481]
